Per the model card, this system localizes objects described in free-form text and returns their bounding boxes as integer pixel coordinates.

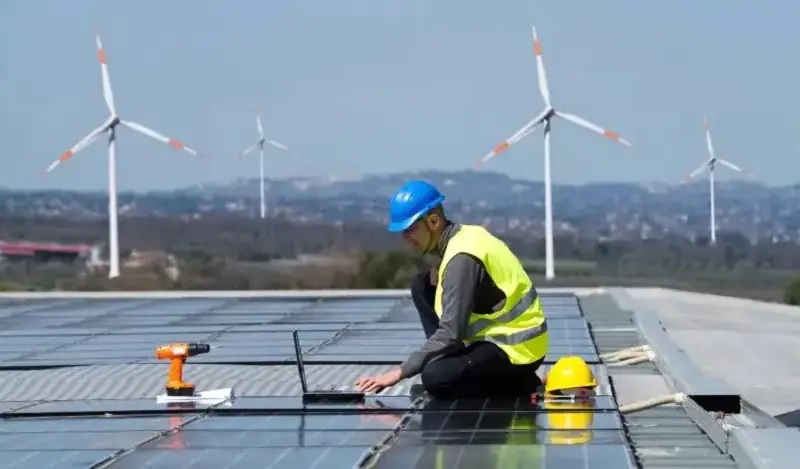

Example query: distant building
[124,250,180,281]
[0,240,98,265]
[266,253,354,269]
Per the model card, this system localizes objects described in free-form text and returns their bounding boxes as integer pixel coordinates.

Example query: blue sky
[1,0,796,191]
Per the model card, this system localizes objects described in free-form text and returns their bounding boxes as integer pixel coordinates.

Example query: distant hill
[178,169,792,203]
[2,170,799,242]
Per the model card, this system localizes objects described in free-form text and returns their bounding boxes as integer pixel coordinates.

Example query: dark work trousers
[410,271,544,399]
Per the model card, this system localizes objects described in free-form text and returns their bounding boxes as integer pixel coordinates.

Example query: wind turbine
[683,116,742,245]
[240,114,288,218]
[42,33,201,279]
[474,25,632,281]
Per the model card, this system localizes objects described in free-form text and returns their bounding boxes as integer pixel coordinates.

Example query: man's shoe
[410,383,428,400]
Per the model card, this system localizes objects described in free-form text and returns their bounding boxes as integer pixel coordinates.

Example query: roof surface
[0,240,93,255]
[579,292,738,469]
[612,287,800,417]
[0,288,786,468]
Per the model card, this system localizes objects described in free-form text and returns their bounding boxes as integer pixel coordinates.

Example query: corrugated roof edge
[600,287,800,469]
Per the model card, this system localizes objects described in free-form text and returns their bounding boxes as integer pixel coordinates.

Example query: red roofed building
[0,240,99,264]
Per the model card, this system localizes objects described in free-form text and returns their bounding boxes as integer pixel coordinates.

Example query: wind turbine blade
[704,116,716,160]
[42,121,110,173]
[241,142,258,158]
[256,115,264,139]
[555,111,632,146]
[717,159,742,172]
[474,113,548,169]
[121,120,199,156]
[267,140,288,150]
[95,34,116,116]
[514,124,540,142]
[683,162,707,183]
[505,110,549,142]
[531,25,551,108]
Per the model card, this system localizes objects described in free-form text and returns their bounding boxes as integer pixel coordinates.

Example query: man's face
[401,214,440,253]
[403,217,433,254]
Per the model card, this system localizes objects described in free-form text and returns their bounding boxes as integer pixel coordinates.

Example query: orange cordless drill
[155,342,211,396]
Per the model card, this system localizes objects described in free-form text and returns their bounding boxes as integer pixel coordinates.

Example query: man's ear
[426,213,441,231]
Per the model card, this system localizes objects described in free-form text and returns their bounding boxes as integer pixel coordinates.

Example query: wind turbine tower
[42,33,201,279]
[683,116,743,245]
[475,25,632,281]
[240,114,288,218]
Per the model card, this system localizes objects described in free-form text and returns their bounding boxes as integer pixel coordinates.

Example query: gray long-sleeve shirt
[399,223,508,378]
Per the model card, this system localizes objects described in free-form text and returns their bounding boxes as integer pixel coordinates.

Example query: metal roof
[612,287,800,417]
[0,288,796,468]
[586,289,800,469]
[580,293,737,468]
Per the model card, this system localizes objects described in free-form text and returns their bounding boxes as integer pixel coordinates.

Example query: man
[354,180,549,398]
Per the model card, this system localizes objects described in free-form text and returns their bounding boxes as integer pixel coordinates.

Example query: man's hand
[354,368,403,394]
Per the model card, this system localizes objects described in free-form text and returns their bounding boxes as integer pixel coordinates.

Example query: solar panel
[0,449,118,468]
[0,299,83,317]
[149,429,395,448]
[0,291,641,468]
[0,430,161,451]
[369,444,636,469]
[188,413,405,431]
[5,398,183,415]
[2,415,190,432]
[109,447,374,469]
[217,396,412,413]
[0,295,600,366]
[426,395,617,412]
[0,328,106,337]
[0,401,36,413]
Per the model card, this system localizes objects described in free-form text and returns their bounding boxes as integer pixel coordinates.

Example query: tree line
[1,215,799,304]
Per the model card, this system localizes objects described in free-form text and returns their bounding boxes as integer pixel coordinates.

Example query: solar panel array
[0,292,638,468]
[0,295,598,368]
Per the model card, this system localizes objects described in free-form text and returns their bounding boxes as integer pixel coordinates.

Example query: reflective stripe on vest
[464,287,549,345]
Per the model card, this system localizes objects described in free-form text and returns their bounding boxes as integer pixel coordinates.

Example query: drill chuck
[188,343,211,356]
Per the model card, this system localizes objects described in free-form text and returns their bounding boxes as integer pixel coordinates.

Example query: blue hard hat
[387,180,446,232]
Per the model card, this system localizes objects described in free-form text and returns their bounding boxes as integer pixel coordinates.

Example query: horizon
[2,1,798,191]
[0,168,782,196]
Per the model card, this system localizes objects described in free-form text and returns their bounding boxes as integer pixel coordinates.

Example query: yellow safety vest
[434,224,548,365]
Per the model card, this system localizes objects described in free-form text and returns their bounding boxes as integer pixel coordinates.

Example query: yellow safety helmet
[545,356,597,394]
[545,400,595,445]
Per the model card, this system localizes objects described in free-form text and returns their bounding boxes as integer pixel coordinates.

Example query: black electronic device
[292,330,365,404]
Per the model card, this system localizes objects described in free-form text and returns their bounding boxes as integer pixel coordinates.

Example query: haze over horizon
[2,0,797,192]
[1,169,781,197]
